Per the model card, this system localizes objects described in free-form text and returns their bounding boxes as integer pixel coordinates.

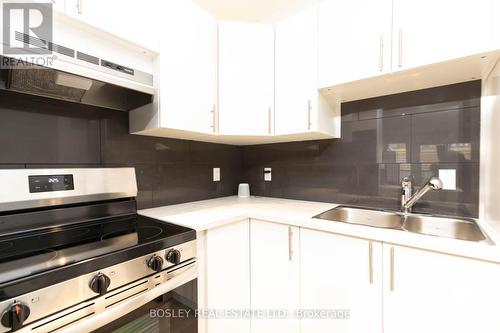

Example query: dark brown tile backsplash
[0,90,241,210]
[0,80,481,217]
[241,81,482,217]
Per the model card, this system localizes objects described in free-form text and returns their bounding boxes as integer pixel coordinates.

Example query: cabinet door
[275,6,319,135]
[160,0,217,134]
[65,0,159,51]
[392,0,498,71]
[383,244,500,333]
[218,21,274,136]
[300,229,383,333]
[250,220,300,333]
[318,0,392,88]
[206,221,250,333]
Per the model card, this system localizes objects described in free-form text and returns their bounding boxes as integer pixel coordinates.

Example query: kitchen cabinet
[275,6,339,138]
[392,0,499,72]
[64,0,159,51]
[205,220,251,333]
[300,228,383,333]
[318,0,392,88]
[157,0,217,134]
[129,0,217,137]
[218,21,275,136]
[250,220,300,333]
[383,244,500,333]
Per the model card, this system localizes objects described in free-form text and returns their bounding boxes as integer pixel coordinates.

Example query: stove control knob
[89,273,111,296]
[166,249,181,265]
[148,255,164,272]
[1,302,30,331]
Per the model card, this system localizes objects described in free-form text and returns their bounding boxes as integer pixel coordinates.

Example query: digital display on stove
[29,174,74,193]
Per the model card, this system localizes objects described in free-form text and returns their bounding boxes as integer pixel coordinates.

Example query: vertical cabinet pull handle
[77,0,82,14]
[288,226,293,261]
[268,107,272,135]
[307,100,312,130]
[398,29,403,68]
[390,246,395,291]
[379,34,384,72]
[210,105,216,132]
[368,241,373,284]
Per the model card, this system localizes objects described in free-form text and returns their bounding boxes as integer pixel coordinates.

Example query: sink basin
[403,215,487,242]
[314,205,490,243]
[314,206,403,229]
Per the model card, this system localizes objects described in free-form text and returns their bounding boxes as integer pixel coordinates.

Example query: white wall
[480,59,500,233]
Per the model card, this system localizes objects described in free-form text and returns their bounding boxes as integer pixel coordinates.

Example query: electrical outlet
[213,168,220,182]
[439,169,456,190]
[264,167,272,181]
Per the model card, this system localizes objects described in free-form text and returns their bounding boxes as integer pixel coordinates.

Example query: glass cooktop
[0,214,191,285]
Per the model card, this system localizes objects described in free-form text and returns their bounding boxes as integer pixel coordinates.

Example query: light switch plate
[264,167,272,181]
[439,169,456,190]
[213,168,220,182]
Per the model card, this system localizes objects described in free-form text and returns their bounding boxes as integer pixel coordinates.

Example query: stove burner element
[137,226,164,240]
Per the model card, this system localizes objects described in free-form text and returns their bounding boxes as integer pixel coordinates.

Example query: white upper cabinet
[218,21,275,136]
[383,244,500,333]
[158,0,217,134]
[129,0,217,137]
[275,5,339,138]
[250,220,300,333]
[300,228,383,333]
[64,0,160,52]
[318,0,393,88]
[392,0,499,72]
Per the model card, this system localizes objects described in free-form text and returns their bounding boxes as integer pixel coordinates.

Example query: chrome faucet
[401,176,443,214]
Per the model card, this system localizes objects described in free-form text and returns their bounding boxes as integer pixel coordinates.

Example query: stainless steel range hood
[0,20,155,111]
[0,56,153,111]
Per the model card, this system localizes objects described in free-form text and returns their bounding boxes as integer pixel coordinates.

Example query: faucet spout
[401,176,443,213]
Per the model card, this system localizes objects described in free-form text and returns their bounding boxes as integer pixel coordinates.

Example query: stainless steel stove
[0,168,197,333]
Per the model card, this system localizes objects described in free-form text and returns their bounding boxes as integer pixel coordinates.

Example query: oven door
[92,279,197,333]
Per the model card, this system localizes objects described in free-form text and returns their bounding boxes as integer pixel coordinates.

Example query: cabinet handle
[268,107,272,135]
[288,226,293,261]
[307,100,312,130]
[210,105,216,133]
[390,246,395,291]
[368,241,373,284]
[379,34,384,72]
[77,0,82,14]
[398,29,403,68]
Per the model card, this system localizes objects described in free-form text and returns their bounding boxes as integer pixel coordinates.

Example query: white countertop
[139,196,500,264]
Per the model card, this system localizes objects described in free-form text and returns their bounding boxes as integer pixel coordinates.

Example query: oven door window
[93,279,197,333]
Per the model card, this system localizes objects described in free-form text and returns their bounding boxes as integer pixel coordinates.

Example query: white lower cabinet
[205,220,251,333]
[250,219,300,333]
[383,244,500,333]
[300,228,383,333]
[203,222,500,333]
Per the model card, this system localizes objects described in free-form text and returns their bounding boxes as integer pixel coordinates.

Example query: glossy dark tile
[242,81,481,218]
[411,107,480,163]
[0,91,241,209]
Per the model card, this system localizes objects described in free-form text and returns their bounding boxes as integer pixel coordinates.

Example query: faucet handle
[401,176,412,185]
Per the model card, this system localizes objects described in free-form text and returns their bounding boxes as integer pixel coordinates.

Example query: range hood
[0,61,152,111]
[0,30,154,111]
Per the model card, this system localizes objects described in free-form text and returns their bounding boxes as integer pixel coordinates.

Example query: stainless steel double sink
[314,206,491,243]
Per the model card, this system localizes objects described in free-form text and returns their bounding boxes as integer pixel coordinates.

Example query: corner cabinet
[383,244,500,333]
[275,6,340,139]
[218,22,275,136]
[300,228,383,333]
